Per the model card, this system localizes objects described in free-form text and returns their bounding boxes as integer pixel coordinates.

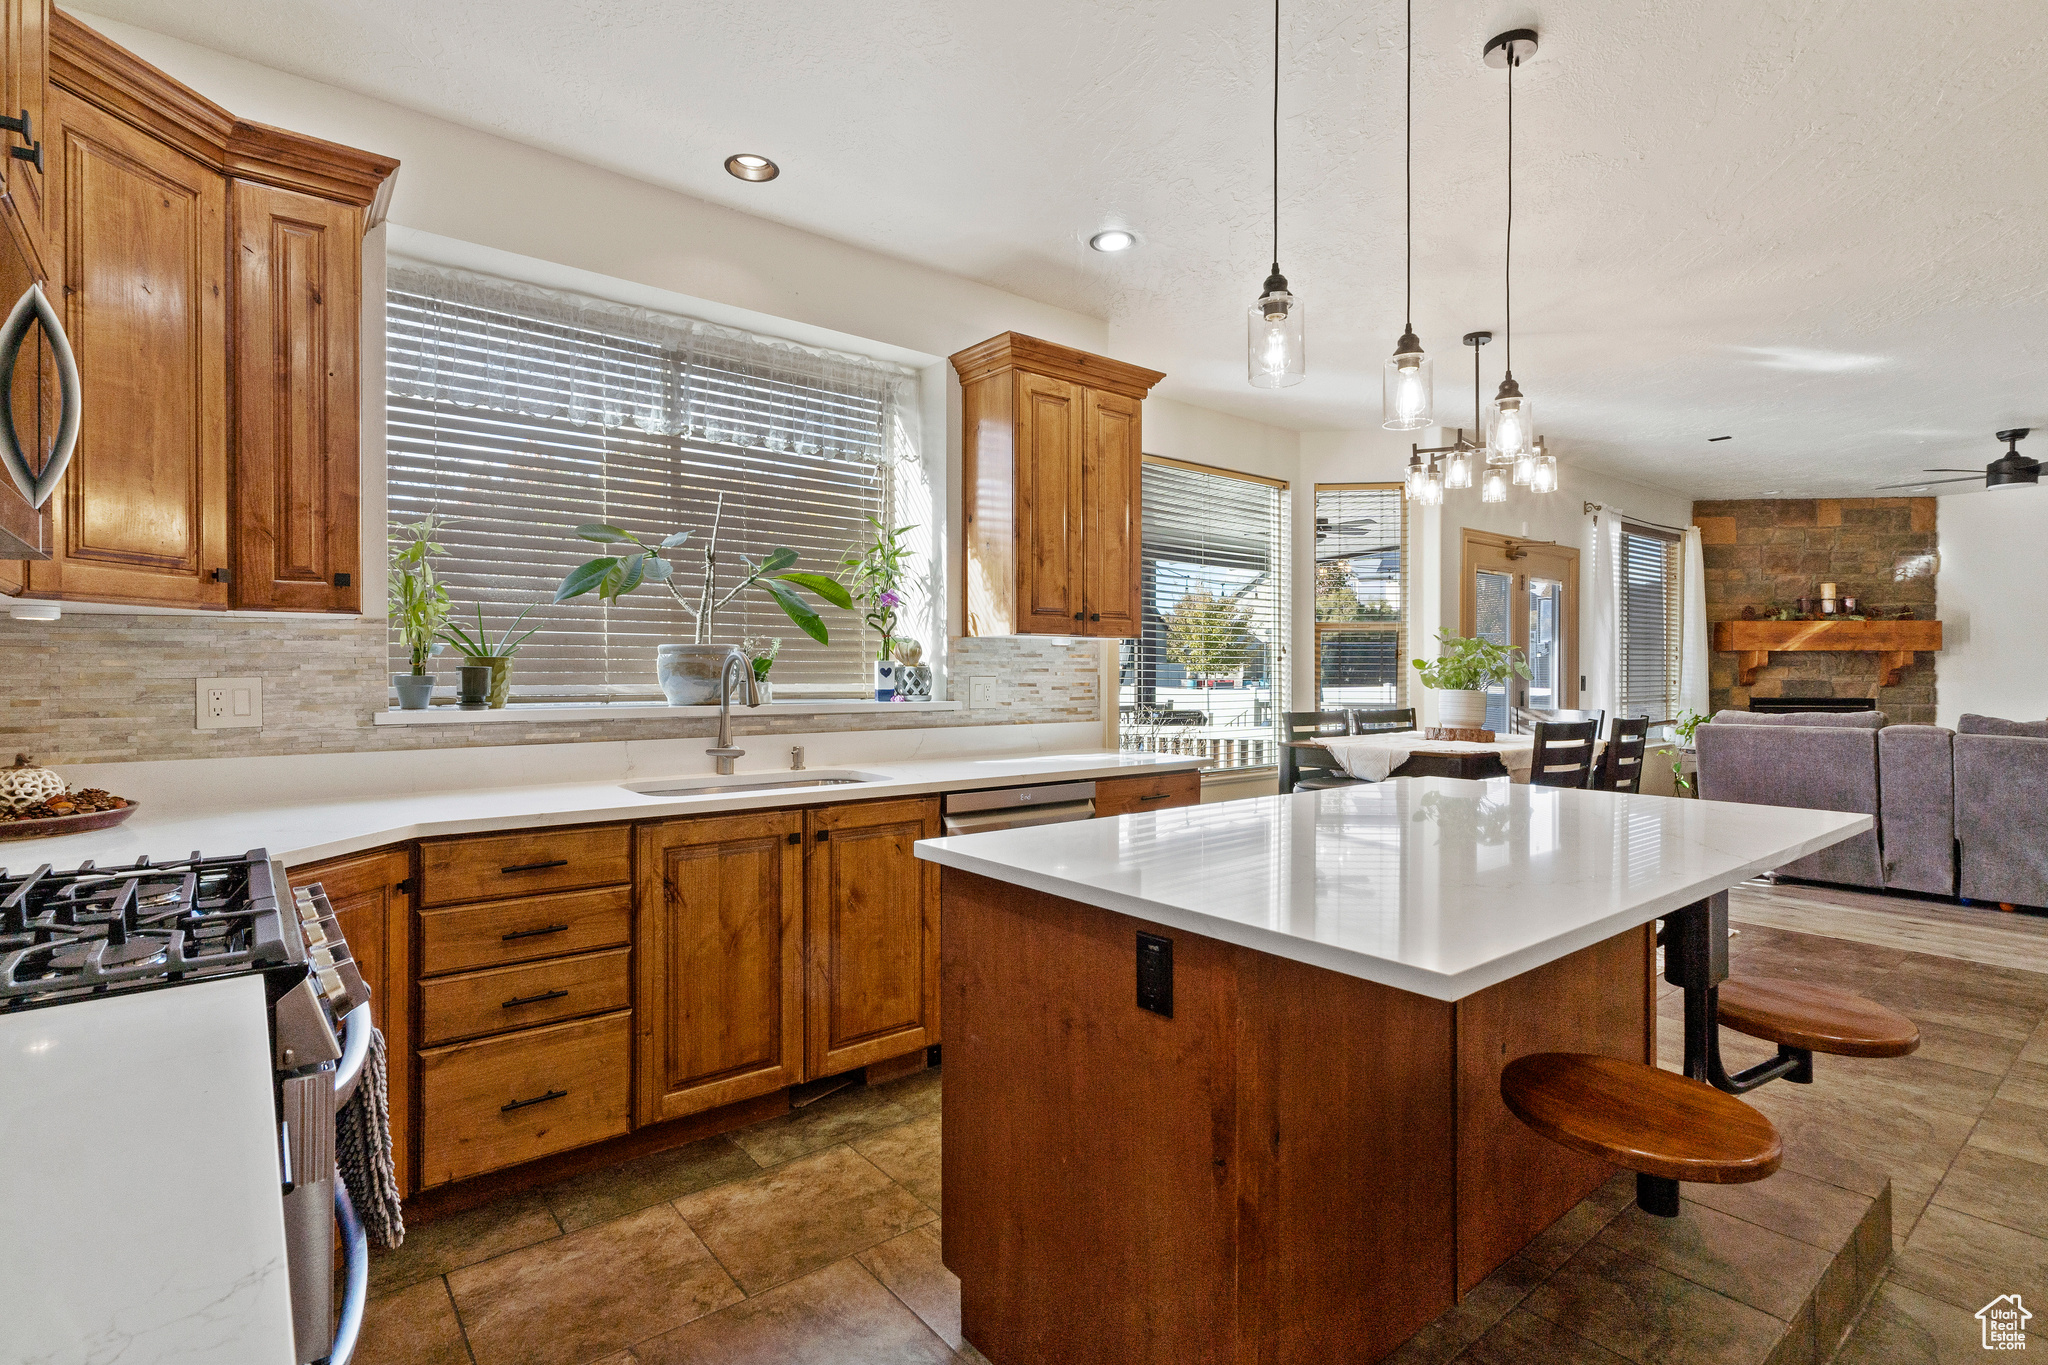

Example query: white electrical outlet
[969,676,999,709]
[196,677,263,730]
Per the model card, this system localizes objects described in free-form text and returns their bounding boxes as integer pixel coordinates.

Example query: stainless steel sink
[628,773,880,799]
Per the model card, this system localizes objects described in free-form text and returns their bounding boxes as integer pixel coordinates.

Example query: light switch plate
[196,677,263,730]
[969,676,999,709]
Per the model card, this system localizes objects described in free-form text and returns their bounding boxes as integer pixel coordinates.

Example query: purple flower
[878,589,902,608]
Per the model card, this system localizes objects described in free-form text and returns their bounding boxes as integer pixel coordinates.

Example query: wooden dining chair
[1349,707,1417,735]
[1528,719,1600,789]
[1594,717,1651,793]
[1511,706,1605,740]
[1279,711,1363,794]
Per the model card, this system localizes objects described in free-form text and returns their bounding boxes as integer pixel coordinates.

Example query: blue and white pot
[874,660,897,702]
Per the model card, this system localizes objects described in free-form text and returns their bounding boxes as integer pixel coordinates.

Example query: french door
[1459,530,1580,733]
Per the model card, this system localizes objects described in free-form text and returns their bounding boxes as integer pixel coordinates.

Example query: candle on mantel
[1820,582,1838,615]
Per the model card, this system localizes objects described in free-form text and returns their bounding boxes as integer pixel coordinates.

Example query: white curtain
[386,260,920,466]
[1678,526,1711,720]
[1584,509,1620,724]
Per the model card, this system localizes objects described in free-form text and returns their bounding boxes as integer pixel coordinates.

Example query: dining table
[1293,729,1541,783]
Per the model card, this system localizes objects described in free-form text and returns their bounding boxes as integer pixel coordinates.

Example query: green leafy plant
[440,602,541,661]
[1164,588,1255,683]
[740,635,781,680]
[553,492,853,645]
[389,517,451,675]
[1670,708,1708,793]
[839,516,918,660]
[1411,630,1532,692]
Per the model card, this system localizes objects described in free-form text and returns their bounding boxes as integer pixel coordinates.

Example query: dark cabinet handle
[1074,612,1084,620]
[502,988,569,1009]
[501,859,569,874]
[815,829,831,841]
[787,832,802,845]
[1138,793,1172,801]
[1090,613,1101,621]
[10,141,41,174]
[501,1088,568,1113]
[210,567,232,584]
[501,922,569,942]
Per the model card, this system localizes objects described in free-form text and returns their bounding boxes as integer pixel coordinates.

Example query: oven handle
[329,1180,368,1365]
[333,1003,373,1111]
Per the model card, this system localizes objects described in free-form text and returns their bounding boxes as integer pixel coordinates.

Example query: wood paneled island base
[939,868,1653,1365]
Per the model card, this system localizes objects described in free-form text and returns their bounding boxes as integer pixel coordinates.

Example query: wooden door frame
[1457,528,1581,710]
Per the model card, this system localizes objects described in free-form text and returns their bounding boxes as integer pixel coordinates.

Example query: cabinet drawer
[419,947,631,1047]
[1094,769,1202,819]
[420,825,631,906]
[419,1011,631,1188]
[419,885,633,977]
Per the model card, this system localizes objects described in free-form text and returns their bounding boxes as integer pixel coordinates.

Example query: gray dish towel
[337,1027,406,1249]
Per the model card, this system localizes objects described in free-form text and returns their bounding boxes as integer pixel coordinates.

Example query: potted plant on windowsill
[1412,630,1531,731]
[553,492,853,706]
[740,636,781,704]
[439,602,542,710]
[389,517,450,710]
[840,516,917,701]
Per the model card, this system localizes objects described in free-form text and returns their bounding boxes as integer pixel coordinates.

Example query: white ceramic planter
[657,644,743,706]
[1434,688,1488,730]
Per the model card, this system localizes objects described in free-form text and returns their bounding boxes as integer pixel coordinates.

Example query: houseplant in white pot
[1412,631,1530,731]
[553,494,852,705]
[389,517,451,710]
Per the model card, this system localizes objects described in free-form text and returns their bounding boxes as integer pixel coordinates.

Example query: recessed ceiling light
[724,153,779,182]
[1089,229,1137,253]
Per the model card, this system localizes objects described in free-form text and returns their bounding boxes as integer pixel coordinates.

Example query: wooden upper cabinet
[636,811,806,1125]
[804,797,940,1077]
[951,332,1162,638]
[2,0,51,267]
[232,181,360,611]
[28,85,228,606]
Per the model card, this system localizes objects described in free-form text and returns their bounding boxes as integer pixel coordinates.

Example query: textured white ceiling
[80,0,2048,498]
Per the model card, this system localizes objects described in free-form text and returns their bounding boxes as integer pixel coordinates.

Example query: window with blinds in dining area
[1618,524,1682,722]
[385,263,918,701]
[1118,457,1288,773]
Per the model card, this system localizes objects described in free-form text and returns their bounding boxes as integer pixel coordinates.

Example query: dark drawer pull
[1138,793,1172,802]
[501,923,570,942]
[501,859,569,874]
[502,988,570,1009]
[501,1088,568,1113]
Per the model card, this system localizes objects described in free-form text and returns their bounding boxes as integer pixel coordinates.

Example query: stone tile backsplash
[0,617,1101,766]
[1693,497,1938,724]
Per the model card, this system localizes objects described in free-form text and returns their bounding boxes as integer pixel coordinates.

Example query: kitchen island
[915,777,1869,1365]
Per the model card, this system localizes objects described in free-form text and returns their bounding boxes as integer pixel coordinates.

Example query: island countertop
[915,777,1869,1001]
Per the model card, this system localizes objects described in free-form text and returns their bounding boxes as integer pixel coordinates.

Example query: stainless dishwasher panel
[942,781,1097,834]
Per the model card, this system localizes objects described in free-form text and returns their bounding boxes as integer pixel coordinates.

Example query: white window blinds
[385,264,918,699]
[1313,484,1407,712]
[1618,524,1682,721]
[1119,459,1288,772]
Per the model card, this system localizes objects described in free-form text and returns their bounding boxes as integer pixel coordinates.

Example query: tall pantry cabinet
[949,332,1163,638]
[1,9,395,611]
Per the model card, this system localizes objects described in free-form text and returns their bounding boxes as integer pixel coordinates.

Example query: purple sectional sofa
[1695,709,2048,908]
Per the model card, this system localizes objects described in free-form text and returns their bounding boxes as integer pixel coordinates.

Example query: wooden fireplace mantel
[1712,619,1944,688]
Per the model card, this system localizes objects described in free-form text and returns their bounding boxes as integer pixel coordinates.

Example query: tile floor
[355,882,2048,1365]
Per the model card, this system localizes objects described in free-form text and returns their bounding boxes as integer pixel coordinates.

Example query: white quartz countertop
[5,751,1207,871]
[915,777,1871,1001]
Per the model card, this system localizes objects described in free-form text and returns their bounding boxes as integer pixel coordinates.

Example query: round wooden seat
[1500,1053,1783,1185]
[1716,978,1919,1058]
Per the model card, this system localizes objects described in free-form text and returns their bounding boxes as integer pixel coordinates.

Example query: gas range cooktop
[0,849,293,1011]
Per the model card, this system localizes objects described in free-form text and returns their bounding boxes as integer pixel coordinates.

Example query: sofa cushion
[1695,723,1883,889]
[1956,734,2048,908]
[1876,726,1955,896]
[1957,714,2048,738]
[1708,709,1887,730]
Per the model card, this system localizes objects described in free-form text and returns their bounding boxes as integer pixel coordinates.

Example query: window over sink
[384,263,921,701]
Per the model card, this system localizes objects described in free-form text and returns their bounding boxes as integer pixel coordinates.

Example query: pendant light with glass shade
[1381,0,1431,429]
[1248,0,1304,387]
[1482,30,1538,476]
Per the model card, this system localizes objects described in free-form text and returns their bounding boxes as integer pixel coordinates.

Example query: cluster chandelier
[1402,28,1557,505]
[1247,0,1304,388]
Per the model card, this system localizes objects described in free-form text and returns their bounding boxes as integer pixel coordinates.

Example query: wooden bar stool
[1501,1053,1782,1216]
[1716,978,1919,1059]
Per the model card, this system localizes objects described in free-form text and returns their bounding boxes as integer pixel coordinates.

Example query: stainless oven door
[941,781,1097,834]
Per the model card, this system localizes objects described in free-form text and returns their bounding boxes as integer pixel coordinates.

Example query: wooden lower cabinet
[1094,769,1201,818]
[805,798,941,1076]
[289,847,413,1196]
[635,809,806,1125]
[419,1010,632,1188]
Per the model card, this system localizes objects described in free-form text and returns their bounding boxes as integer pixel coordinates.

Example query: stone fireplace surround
[1693,498,1938,725]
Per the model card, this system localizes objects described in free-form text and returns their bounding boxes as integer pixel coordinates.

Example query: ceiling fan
[1879,429,2038,492]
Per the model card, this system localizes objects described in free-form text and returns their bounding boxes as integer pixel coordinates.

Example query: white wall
[1937,486,2048,728]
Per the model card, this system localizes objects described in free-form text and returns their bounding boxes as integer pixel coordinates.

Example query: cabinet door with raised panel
[30,87,227,606]
[2,0,50,267]
[231,180,360,611]
[805,797,940,1077]
[1080,386,1141,637]
[1013,370,1082,633]
[636,811,805,1125]
[291,846,413,1195]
